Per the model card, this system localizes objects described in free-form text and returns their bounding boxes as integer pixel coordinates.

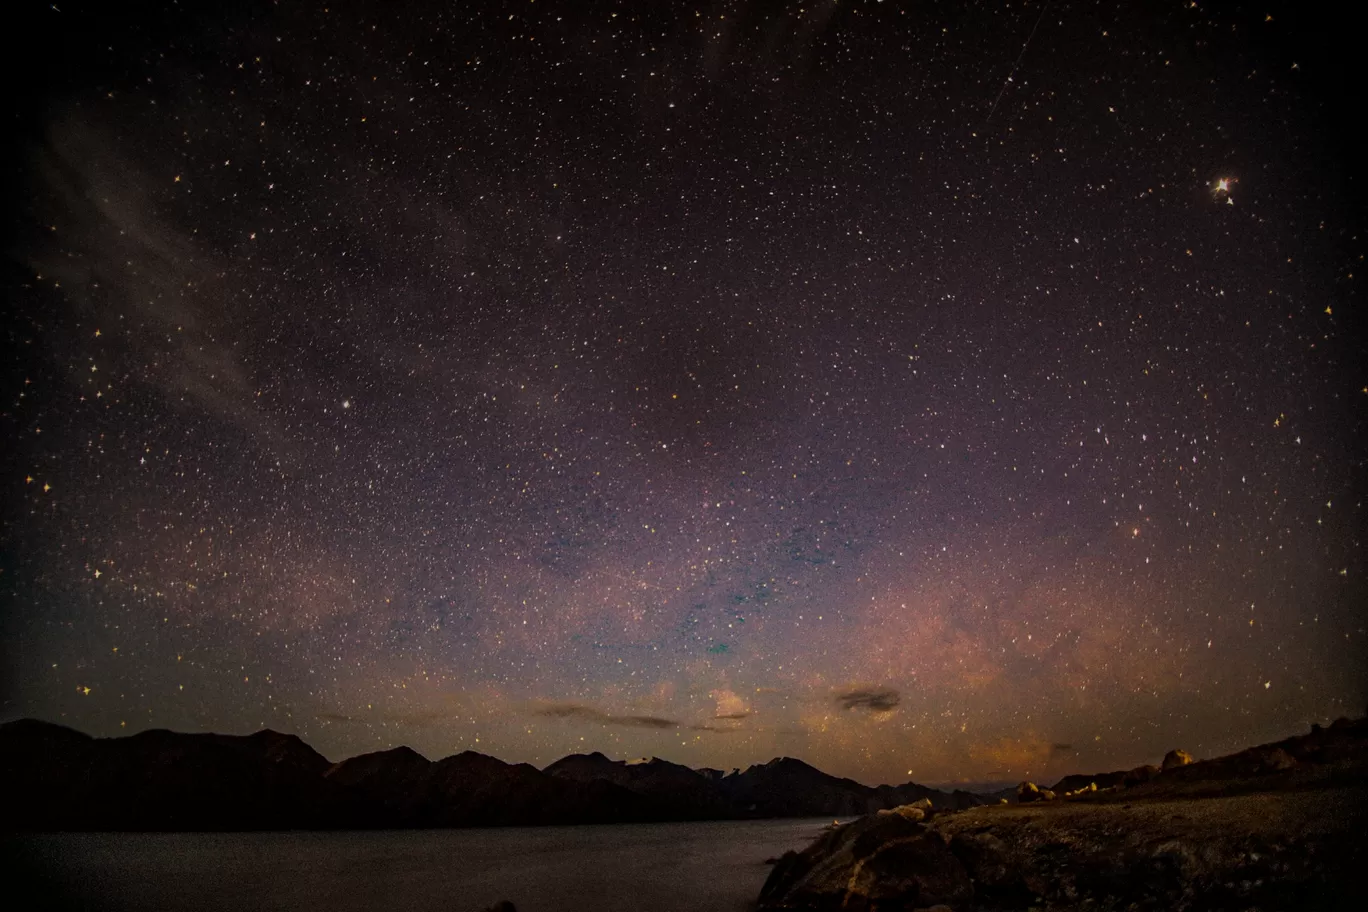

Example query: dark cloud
[833,685,901,713]
[713,711,752,720]
[534,702,678,729]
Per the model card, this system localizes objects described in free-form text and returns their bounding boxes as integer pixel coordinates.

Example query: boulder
[877,803,927,821]
[1123,764,1161,787]
[757,811,972,910]
[1062,781,1099,799]
[1162,749,1195,771]
[1257,747,1297,772]
[1016,781,1042,803]
[1039,789,1057,801]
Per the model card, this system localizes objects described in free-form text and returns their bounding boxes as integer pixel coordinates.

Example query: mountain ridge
[7,717,1352,831]
[0,717,991,830]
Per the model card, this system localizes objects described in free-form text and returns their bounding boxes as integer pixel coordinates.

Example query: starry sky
[3,0,1364,789]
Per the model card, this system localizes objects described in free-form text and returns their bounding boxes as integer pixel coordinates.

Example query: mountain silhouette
[0,718,988,830]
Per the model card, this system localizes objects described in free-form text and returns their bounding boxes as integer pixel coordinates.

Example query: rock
[877,802,927,821]
[759,718,1368,911]
[1162,749,1195,770]
[1257,747,1297,772]
[1123,764,1161,787]
[757,812,972,910]
[1061,781,1099,799]
[933,784,1367,911]
[1039,789,1057,801]
[947,829,1034,905]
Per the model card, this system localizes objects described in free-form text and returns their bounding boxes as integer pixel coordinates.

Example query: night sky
[4,0,1364,789]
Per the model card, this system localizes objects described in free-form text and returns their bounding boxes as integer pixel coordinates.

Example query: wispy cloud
[28,115,296,460]
[533,702,678,729]
[712,688,752,720]
[833,684,901,713]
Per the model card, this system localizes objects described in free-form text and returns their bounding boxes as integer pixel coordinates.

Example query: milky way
[4,0,1364,787]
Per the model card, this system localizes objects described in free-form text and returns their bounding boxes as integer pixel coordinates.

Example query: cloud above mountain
[712,688,752,720]
[533,702,678,729]
[833,684,901,713]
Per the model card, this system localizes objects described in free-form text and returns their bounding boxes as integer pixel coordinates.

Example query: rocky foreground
[758,718,1368,911]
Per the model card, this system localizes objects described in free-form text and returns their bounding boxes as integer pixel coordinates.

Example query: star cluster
[3,0,1363,787]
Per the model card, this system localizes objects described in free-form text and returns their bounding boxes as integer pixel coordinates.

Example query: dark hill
[0,718,982,830]
[718,756,881,817]
[545,752,734,818]
[0,721,356,830]
[326,744,431,788]
[419,750,654,826]
[324,745,433,822]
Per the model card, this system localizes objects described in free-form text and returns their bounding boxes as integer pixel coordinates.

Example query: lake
[8,818,837,912]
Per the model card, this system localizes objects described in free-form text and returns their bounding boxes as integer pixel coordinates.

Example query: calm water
[9,818,837,912]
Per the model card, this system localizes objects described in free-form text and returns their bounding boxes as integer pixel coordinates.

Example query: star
[2,0,1358,791]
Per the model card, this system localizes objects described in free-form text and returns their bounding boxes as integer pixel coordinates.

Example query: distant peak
[385,744,428,760]
[251,728,297,740]
[0,718,93,740]
[549,750,618,765]
[448,749,506,765]
[342,744,429,763]
[766,755,813,770]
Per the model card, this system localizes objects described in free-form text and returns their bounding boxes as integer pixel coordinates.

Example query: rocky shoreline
[757,717,1367,911]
